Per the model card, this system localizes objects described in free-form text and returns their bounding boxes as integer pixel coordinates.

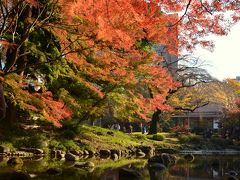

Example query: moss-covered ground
[0,123,239,152]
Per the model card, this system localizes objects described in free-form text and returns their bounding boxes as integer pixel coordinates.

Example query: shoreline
[179,149,240,155]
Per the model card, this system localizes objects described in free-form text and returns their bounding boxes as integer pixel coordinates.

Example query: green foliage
[61,120,77,131]
[136,39,153,52]
[60,120,85,139]
[49,69,107,120]
[77,125,140,148]
[62,130,77,139]
[25,134,46,148]
[210,137,232,147]
[0,142,16,151]
[28,97,45,110]
[25,26,67,99]
[15,133,47,148]
[26,28,62,78]
[35,0,61,22]
[56,88,82,116]
[49,139,80,151]
[148,133,165,141]
[107,89,140,122]
[160,119,174,132]
[178,134,201,144]
[27,42,47,63]
[62,140,80,150]
[49,140,66,151]
[131,133,147,141]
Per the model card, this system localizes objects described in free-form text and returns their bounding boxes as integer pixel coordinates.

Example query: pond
[0,155,239,179]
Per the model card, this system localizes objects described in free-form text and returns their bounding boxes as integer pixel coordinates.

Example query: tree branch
[200,0,213,15]
[169,0,192,27]
[174,101,210,112]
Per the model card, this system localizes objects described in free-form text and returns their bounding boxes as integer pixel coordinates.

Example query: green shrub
[60,120,79,134]
[0,142,16,151]
[178,135,188,143]
[178,134,201,144]
[62,130,76,139]
[62,140,80,150]
[49,139,80,151]
[49,140,66,151]
[188,135,201,144]
[14,134,47,148]
[210,137,232,147]
[149,134,165,141]
[132,134,147,141]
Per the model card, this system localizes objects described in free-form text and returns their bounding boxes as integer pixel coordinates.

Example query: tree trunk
[0,83,6,119]
[17,42,28,81]
[5,100,17,125]
[148,109,161,135]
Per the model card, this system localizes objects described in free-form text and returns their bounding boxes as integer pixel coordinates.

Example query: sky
[193,22,240,81]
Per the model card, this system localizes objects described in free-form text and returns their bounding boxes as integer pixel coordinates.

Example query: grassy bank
[49,125,184,151]
[0,123,182,152]
[0,123,238,152]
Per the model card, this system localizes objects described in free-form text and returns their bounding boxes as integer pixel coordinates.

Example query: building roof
[193,103,223,113]
[172,103,224,118]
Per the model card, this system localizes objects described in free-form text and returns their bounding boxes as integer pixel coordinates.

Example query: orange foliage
[4,74,72,126]
[58,0,173,50]
[4,0,240,124]
[27,91,72,127]
[57,0,240,52]
[40,92,72,127]
[49,0,240,122]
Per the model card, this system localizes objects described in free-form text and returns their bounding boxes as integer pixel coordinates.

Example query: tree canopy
[0,0,240,126]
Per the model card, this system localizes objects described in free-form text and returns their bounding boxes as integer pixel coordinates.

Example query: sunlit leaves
[4,74,72,127]
[2,0,240,125]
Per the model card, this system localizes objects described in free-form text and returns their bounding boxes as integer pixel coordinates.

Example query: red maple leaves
[6,0,240,125]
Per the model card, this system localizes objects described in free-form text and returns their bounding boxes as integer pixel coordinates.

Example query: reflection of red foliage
[170,165,189,176]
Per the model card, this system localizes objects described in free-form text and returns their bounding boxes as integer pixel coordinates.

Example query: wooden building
[172,103,224,132]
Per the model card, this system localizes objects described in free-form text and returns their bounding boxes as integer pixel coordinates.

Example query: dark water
[0,155,239,180]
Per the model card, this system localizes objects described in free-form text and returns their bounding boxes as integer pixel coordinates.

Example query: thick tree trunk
[0,83,6,119]
[5,101,17,124]
[148,109,161,135]
[17,43,28,81]
[4,47,19,73]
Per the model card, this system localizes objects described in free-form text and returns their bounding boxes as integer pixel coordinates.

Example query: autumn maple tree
[0,0,73,125]
[54,0,240,125]
[221,79,240,139]
[0,0,240,128]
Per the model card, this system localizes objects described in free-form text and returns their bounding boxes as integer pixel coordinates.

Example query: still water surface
[0,155,239,180]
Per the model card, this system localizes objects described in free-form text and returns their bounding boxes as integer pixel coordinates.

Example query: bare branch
[200,0,213,15]
[174,101,210,112]
[169,0,192,27]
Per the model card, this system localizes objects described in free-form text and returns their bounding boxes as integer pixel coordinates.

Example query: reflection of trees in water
[168,156,240,179]
[100,163,171,180]
[148,167,169,180]
[99,157,240,180]
[1,156,239,180]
